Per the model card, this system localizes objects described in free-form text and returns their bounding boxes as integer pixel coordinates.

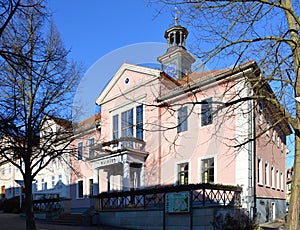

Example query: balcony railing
[89,137,146,159]
[96,137,146,152]
[96,183,242,211]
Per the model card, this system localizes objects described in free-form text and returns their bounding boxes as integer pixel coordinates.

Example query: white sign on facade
[98,155,121,167]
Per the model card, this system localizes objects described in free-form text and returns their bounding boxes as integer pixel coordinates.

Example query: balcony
[88,137,146,161]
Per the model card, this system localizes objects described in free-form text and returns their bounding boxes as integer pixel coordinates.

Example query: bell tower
[157,13,195,80]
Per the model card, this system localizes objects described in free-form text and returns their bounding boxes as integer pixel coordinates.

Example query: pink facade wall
[70,130,100,211]
[255,104,287,199]
[98,64,241,189]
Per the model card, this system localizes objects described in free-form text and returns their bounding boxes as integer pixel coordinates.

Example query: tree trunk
[24,168,36,230]
[284,0,300,228]
[287,130,300,230]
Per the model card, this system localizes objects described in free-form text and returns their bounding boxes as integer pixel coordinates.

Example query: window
[202,158,214,183]
[177,162,189,185]
[1,166,4,175]
[280,171,284,191]
[42,179,47,190]
[271,166,275,188]
[52,176,55,188]
[113,106,144,143]
[272,130,276,142]
[266,114,270,136]
[201,98,213,126]
[58,175,62,181]
[113,114,119,141]
[258,157,263,185]
[89,179,93,196]
[77,180,84,198]
[78,142,83,160]
[88,138,95,158]
[258,101,263,125]
[8,165,11,174]
[121,109,134,137]
[177,106,188,133]
[276,169,279,190]
[265,162,270,187]
[136,105,143,139]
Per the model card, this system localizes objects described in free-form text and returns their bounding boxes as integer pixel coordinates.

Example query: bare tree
[149,0,300,229]
[0,1,81,229]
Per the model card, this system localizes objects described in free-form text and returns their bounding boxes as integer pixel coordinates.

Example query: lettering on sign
[99,156,121,167]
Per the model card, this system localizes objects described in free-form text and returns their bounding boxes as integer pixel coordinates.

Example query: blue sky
[48,0,171,70]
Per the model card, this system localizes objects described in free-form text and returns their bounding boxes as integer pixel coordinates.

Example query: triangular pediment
[95,63,161,105]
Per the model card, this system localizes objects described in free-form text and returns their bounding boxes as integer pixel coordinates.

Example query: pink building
[71,23,291,223]
[70,113,101,213]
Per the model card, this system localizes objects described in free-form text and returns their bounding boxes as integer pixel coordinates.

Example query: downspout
[158,84,162,185]
[252,97,257,220]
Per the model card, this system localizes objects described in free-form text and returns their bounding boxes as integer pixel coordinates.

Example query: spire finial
[174,7,180,25]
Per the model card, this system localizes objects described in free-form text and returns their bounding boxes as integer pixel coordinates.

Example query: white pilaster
[123,162,130,191]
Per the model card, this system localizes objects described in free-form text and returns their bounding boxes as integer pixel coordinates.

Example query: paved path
[0,212,128,230]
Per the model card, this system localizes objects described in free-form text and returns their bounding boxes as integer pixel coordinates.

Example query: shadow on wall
[211,209,255,229]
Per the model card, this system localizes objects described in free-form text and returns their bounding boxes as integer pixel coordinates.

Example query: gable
[95,63,161,105]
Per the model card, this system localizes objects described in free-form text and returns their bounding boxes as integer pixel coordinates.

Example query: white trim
[96,63,160,105]
[174,160,190,185]
[198,155,217,184]
[87,177,94,196]
[110,103,145,141]
[108,94,146,113]
[257,156,263,186]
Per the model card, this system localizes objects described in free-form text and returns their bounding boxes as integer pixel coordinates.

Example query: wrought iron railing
[33,198,64,218]
[97,183,242,210]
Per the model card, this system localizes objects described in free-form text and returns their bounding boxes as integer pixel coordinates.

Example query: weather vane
[174,7,180,25]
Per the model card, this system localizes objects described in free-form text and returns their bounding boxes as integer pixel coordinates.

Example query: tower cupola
[165,25,188,52]
[158,15,195,80]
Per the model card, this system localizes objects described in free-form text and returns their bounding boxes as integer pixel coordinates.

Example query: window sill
[258,183,263,187]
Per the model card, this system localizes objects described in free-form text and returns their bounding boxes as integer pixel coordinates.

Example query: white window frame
[177,106,188,133]
[271,165,275,189]
[276,169,280,190]
[258,156,263,185]
[88,177,94,196]
[174,160,190,185]
[88,137,95,158]
[111,102,145,141]
[265,161,270,187]
[280,171,284,191]
[258,101,263,126]
[198,155,217,184]
[51,176,55,188]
